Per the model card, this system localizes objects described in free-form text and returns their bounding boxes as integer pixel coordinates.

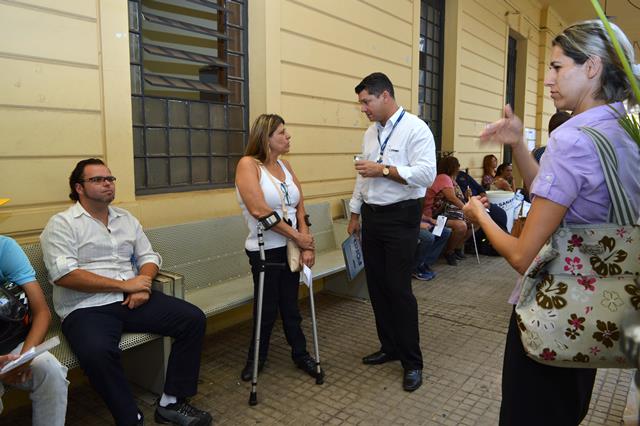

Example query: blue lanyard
[376,109,405,163]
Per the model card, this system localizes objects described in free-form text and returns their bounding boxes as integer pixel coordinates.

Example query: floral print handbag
[515,127,640,368]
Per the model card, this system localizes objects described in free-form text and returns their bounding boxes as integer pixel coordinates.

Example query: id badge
[432,215,448,237]
[375,154,383,164]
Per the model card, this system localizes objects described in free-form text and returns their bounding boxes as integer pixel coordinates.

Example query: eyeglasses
[280,182,291,206]
[80,176,117,184]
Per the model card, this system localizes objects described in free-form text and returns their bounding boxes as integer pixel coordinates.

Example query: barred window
[128,0,248,194]
[419,0,445,154]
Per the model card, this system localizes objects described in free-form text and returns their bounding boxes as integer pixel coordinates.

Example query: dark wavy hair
[495,163,512,178]
[482,154,497,177]
[69,158,105,201]
[437,156,460,177]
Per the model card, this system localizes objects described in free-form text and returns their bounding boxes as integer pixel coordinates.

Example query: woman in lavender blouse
[463,21,640,426]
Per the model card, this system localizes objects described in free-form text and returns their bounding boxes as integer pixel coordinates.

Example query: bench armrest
[153,270,185,299]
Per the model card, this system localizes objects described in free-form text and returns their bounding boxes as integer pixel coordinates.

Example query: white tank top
[237,159,300,251]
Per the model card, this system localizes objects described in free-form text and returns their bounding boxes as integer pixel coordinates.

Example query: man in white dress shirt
[347,73,436,392]
[40,158,211,426]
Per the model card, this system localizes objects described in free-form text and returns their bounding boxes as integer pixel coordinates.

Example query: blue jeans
[0,343,69,426]
[414,227,452,271]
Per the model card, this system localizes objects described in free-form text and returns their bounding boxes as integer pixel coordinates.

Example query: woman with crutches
[235,114,323,398]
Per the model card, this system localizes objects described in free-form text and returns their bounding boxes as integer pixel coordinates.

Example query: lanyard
[376,109,405,163]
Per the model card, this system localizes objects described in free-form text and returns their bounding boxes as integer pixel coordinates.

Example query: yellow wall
[275,0,419,218]
[1,0,570,240]
[442,0,565,181]
[0,0,421,239]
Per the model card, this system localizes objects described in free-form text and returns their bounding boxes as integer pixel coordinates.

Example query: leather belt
[363,198,421,213]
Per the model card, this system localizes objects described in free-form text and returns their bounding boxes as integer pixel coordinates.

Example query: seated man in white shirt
[40,158,212,426]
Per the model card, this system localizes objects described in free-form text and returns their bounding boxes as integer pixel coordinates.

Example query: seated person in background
[423,156,472,266]
[456,170,508,256]
[456,170,508,231]
[481,154,498,190]
[0,234,68,426]
[40,158,212,426]
[490,163,515,192]
[532,111,572,163]
[413,217,451,281]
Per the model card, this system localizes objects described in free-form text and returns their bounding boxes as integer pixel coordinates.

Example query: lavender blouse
[509,102,640,304]
[530,102,640,224]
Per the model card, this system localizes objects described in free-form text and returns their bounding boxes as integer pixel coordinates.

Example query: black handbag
[0,281,31,354]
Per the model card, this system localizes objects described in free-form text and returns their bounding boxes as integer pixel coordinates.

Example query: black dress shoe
[362,350,398,365]
[295,354,323,379]
[454,249,466,260]
[403,369,422,392]
[240,360,264,382]
[444,252,458,266]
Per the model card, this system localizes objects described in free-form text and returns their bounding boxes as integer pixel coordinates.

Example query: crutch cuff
[258,211,281,230]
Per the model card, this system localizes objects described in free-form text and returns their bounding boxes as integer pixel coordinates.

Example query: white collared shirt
[40,202,162,320]
[349,107,436,214]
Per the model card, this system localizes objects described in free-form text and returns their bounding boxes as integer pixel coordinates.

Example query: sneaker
[155,399,212,426]
[444,252,458,266]
[295,354,323,379]
[454,249,466,260]
[412,270,436,281]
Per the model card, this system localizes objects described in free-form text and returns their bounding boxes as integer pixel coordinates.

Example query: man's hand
[0,355,31,384]
[122,290,150,310]
[355,160,383,178]
[301,249,315,268]
[122,275,152,294]
[347,214,361,236]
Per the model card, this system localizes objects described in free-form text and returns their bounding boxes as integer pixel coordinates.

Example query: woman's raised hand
[480,105,524,147]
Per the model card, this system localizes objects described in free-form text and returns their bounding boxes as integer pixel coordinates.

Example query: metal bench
[144,202,362,318]
[20,242,175,394]
[16,202,362,397]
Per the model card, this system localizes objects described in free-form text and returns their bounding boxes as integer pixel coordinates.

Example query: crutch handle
[258,261,287,271]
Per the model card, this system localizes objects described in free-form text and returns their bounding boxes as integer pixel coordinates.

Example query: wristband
[258,211,281,230]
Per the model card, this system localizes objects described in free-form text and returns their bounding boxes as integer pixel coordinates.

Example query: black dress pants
[361,199,423,370]
[245,246,308,363]
[62,291,206,426]
[500,308,597,425]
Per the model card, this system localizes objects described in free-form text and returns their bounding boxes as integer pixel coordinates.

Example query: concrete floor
[3,256,633,425]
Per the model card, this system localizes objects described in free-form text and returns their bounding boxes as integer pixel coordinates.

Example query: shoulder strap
[580,126,636,225]
[260,165,289,220]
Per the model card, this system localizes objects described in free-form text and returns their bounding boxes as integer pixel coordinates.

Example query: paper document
[342,233,365,281]
[432,215,447,237]
[1,336,60,374]
[301,264,312,288]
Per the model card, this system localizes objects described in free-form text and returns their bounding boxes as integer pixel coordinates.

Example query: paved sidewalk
[4,256,633,425]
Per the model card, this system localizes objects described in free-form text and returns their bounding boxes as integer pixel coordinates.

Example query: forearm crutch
[248,222,266,406]
[304,214,324,384]
[307,278,324,384]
